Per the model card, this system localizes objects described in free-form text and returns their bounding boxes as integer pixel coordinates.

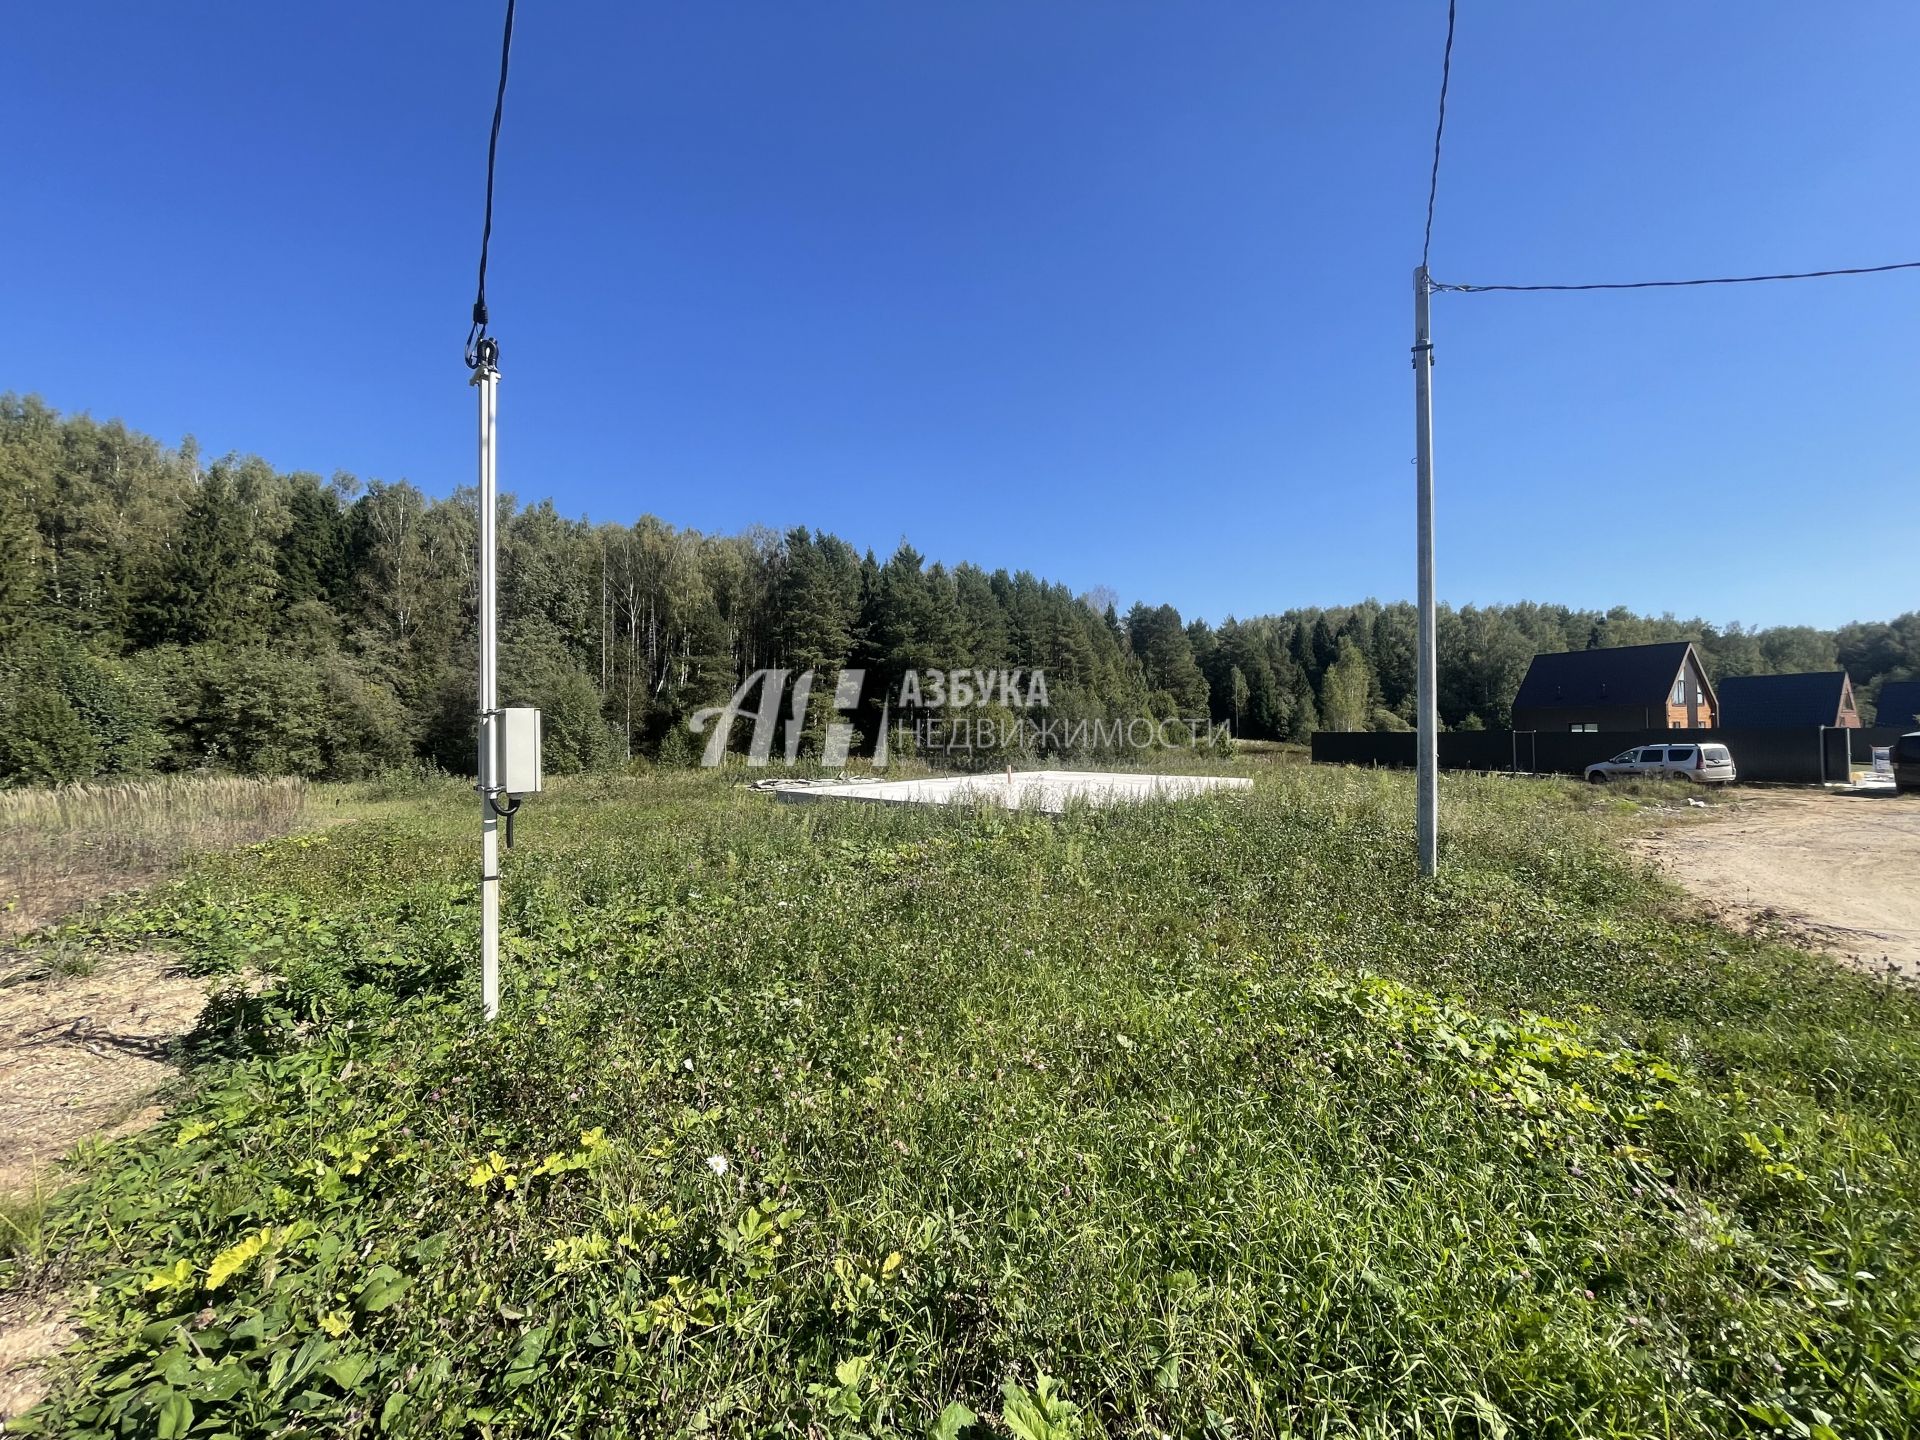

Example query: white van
[1585,743,1736,785]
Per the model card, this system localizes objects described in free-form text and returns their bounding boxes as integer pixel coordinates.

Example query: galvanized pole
[473,340,502,1019]
[1412,267,1439,875]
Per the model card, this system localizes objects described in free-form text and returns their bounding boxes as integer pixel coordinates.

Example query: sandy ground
[0,951,209,1192]
[0,1290,75,1424]
[1635,783,1920,980]
[0,950,214,1420]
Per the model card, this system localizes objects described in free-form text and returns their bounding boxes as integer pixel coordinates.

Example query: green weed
[10,767,1919,1437]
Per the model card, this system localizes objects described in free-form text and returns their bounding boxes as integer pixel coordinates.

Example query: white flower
[705,1154,729,1177]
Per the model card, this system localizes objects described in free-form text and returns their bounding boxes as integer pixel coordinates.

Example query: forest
[3,393,1916,784]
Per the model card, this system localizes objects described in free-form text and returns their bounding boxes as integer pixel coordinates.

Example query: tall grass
[0,776,308,936]
[12,768,1920,1437]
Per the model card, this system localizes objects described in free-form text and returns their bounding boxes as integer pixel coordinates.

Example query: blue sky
[4,3,1915,629]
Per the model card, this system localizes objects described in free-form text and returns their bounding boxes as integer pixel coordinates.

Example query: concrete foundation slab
[764,770,1251,814]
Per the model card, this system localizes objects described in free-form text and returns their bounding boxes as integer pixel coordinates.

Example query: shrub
[0,684,100,784]
[0,629,161,784]
[499,638,622,775]
[653,722,702,768]
[314,654,414,779]
[137,644,411,780]
[138,644,326,775]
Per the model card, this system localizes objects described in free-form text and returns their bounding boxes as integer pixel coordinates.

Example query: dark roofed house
[1717,671,1860,729]
[1511,641,1717,732]
[1873,679,1920,730]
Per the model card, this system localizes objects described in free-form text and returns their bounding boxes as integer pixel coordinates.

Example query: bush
[524,668,621,775]
[136,644,412,780]
[653,723,702,768]
[354,760,460,802]
[139,645,325,775]
[314,654,414,779]
[0,684,100,784]
[0,629,161,784]
[499,637,622,775]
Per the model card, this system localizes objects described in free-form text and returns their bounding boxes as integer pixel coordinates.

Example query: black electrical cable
[490,792,523,848]
[1412,3,1918,299]
[465,0,518,368]
[1428,260,1920,293]
[1420,0,1456,272]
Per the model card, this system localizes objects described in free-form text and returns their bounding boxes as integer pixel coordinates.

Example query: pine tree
[138,464,278,646]
[1288,669,1319,739]
[278,476,350,607]
[1125,603,1208,713]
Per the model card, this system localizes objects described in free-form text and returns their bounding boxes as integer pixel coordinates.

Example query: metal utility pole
[473,338,502,1019]
[460,0,535,1023]
[1412,267,1439,875]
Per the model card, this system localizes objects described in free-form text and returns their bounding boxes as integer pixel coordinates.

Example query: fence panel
[1850,726,1907,763]
[1311,732,1416,768]
[1311,727,1841,784]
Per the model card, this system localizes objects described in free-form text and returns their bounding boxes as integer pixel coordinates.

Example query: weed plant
[9,768,1918,1438]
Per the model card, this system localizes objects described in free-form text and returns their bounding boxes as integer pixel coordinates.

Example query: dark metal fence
[1311,726,1861,784]
[1850,726,1909,763]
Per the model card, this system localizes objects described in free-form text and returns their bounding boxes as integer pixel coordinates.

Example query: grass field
[6,766,1919,1438]
[0,776,310,939]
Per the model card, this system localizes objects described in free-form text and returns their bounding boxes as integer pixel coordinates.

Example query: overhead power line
[465,0,518,367]
[1420,0,1456,271]
[1433,260,1920,294]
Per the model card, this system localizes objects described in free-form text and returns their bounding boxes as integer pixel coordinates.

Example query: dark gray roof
[1512,641,1697,711]
[1716,672,1850,728]
[1874,680,1920,729]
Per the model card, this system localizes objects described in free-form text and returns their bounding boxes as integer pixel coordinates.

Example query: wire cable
[1420,0,1456,272]
[1433,260,1920,294]
[465,0,518,367]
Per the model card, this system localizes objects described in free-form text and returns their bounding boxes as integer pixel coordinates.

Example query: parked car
[1585,743,1737,785]
[1896,732,1920,793]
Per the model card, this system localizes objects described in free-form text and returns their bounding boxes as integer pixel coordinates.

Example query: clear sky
[4,3,1915,629]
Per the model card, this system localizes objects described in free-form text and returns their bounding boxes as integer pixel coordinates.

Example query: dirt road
[1636,785,1920,980]
[0,950,213,1419]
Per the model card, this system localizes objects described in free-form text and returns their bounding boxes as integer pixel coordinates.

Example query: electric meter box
[491,707,543,796]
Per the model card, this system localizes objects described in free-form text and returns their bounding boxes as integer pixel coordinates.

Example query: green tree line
[3,395,1915,784]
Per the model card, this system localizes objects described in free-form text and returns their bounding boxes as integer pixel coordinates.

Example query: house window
[1671,678,1687,705]
[1570,723,1597,732]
